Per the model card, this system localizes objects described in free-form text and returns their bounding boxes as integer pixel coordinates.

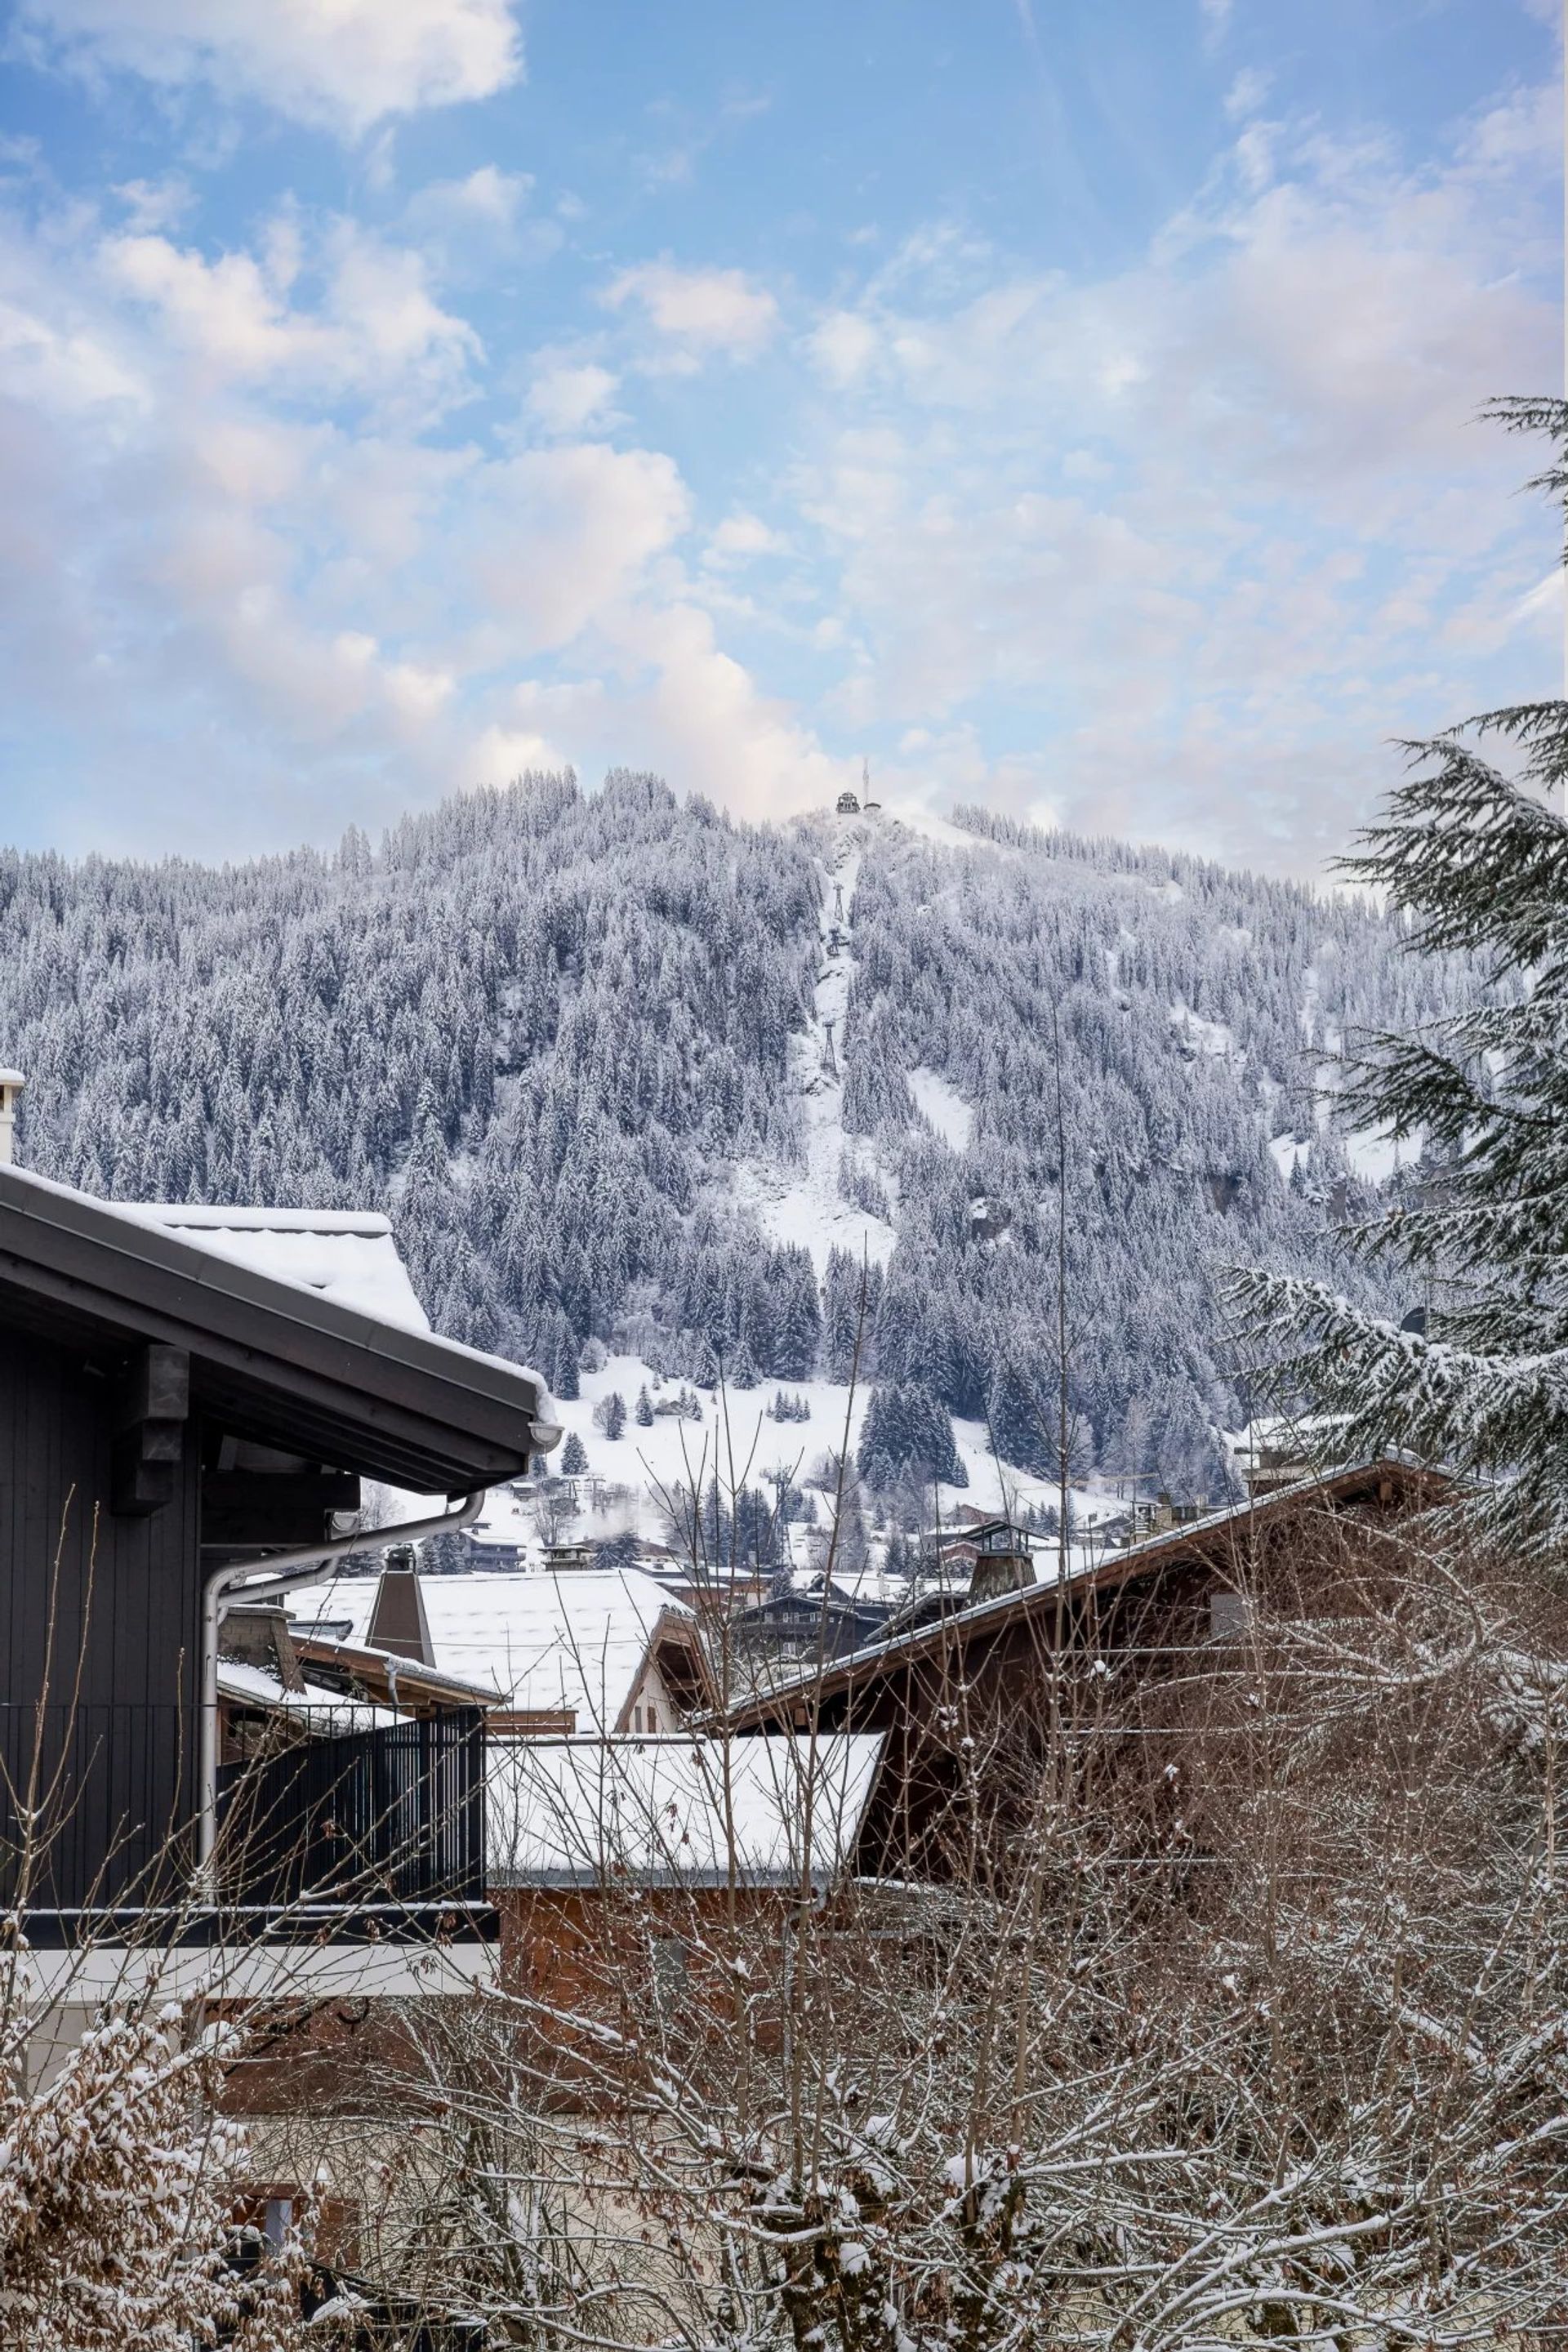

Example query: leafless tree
[254,1463,1568,2349]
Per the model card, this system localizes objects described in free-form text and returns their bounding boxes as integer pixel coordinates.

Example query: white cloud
[0,292,146,414]
[111,176,194,233]
[601,261,778,367]
[526,359,620,436]
[0,181,854,857]
[14,0,523,137]
[777,96,1560,871]
[464,441,691,652]
[0,52,1558,873]
[402,163,563,275]
[408,163,532,230]
[1223,68,1271,119]
[98,220,480,415]
[100,232,308,377]
[808,310,880,387]
[703,510,785,565]
[590,597,848,820]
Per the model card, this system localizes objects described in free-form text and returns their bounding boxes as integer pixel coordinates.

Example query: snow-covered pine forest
[0,772,1478,1498]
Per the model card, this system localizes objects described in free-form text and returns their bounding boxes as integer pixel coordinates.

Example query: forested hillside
[0,772,1476,1495]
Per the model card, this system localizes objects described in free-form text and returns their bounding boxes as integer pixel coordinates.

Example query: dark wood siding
[0,1328,200,1909]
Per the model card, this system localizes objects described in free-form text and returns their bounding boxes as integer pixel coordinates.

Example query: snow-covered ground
[909,1066,973,1151]
[1267,1133,1311,1183]
[428,1348,1127,1573]
[730,822,898,1274]
[880,800,1005,856]
[367,1335,1125,1579]
[1169,1001,1241,1069]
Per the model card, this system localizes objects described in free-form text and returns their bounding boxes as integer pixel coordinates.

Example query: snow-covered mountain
[0,772,1475,1507]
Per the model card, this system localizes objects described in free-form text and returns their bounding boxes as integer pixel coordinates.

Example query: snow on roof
[127,1204,430,1334]
[465,1486,535,1551]
[288,1569,694,1729]
[0,1168,555,1440]
[216,1657,408,1734]
[487,1731,884,1887]
[291,1631,502,1708]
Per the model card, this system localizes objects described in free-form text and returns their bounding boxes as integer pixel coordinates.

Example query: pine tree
[635,1384,654,1427]
[1230,399,1568,1556]
[773,1248,822,1379]
[987,1362,1052,1477]
[594,1390,627,1441]
[421,1527,471,1574]
[560,1430,588,1476]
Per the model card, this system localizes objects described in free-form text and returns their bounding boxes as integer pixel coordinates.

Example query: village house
[212,1565,885,2264]
[284,1553,711,1735]
[726,1457,1451,1882]
[0,1102,588,2303]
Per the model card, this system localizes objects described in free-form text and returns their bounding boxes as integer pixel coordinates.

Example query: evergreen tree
[829,1477,870,1575]
[594,1389,627,1441]
[773,1247,822,1379]
[987,1363,1052,1477]
[421,1527,471,1575]
[635,1385,654,1427]
[859,1379,967,1488]
[0,740,1474,1492]
[1231,399,1568,1555]
[559,1429,588,1476]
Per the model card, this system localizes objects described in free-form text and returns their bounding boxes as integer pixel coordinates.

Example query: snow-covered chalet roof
[0,1163,551,1492]
[487,1731,884,1888]
[216,1657,408,1735]
[127,1204,430,1333]
[288,1568,694,1730]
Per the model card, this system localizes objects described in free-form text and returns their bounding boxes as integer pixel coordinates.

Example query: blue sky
[0,0,1559,873]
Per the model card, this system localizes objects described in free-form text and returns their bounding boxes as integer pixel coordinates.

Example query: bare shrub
[259,1495,1568,2350]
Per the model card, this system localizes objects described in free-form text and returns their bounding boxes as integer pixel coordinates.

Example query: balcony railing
[1,1704,488,1943]
[217,1708,486,1913]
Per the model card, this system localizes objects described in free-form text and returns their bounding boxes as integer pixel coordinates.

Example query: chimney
[368,1546,434,1664]
[0,1068,22,1166]
[218,1600,306,1691]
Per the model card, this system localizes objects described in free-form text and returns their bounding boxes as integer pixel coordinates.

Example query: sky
[0,0,1560,875]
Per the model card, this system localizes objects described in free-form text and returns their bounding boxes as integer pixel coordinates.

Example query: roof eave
[0,1165,546,1490]
[724,1455,1453,1721]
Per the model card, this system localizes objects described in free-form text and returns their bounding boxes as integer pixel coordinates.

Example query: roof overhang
[726,1456,1454,1726]
[0,1165,550,1491]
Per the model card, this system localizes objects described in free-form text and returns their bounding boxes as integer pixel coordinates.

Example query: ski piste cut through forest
[0,780,1482,1502]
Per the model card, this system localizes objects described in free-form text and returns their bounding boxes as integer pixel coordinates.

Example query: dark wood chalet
[0,1161,555,1941]
[727,1458,1452,1882]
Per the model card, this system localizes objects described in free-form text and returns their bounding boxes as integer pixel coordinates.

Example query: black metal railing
[216,1708,487,1911]
[1,1704,488,1937]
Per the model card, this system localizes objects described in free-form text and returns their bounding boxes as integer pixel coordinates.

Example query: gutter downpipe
[197,1490,486,1893]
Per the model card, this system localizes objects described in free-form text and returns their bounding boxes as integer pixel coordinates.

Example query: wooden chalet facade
[727,1459,1451,1882]
[0,1160,555,1941]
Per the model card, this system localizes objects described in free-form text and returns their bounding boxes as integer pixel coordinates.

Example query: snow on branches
[1232,401,1568,1558]
[0,1997,302,2351]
